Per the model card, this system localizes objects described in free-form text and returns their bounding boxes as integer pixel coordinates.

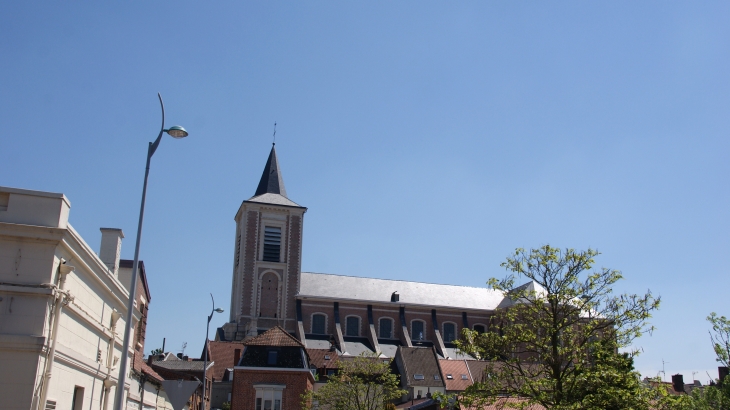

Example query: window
[473,324,486,334]
[434,375,440,380]
[254,385,284,410]
[414,374,425,380]
[443,323,456,342]
[461,374,468,380]
[235,234,241,267]
[267,350,278,365]
[327,369,336,376]
[324,355,330,360]
[379,318,393,338]
[312,314,326,334]
[71,386,84,410]
[446,374,453,379]
[263,226,281,262]
[346,316,360,337]
[412,320,425,341]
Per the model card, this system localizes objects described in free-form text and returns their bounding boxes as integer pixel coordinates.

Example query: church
[219,144,515,362]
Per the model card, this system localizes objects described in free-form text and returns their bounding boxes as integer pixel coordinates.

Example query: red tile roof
[306,348,340,369]
[133,352,164,383]
[243,326,304,347]
[438,359,472,391]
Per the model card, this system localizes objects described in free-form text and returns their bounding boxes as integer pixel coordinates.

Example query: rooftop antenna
[180,341,187,356]
[661,359,668,382]
[272,122,277,146]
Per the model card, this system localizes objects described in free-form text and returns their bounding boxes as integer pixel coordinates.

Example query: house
[230,326,315,410]
[394,347,446,401]
[203,340,245,409]
[150,353,212,410]
[0,186,172,410]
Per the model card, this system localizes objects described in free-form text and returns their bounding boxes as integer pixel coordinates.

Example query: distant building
[220,145,513,365]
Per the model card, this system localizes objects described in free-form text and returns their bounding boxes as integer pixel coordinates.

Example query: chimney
[720,367,729,383]
[99,228,124,276]
[672,374,685,393]
[234,348,242,366]
[391,291,399,302]
[177,353,183,359]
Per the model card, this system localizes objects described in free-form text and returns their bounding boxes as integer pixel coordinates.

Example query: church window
[473,324,486,334]
[345,316,360,337]
[312,314,326,334]
[263,226,281,262]
[411,320,425,341]
[443,322,456,342]
[379,318,393,339]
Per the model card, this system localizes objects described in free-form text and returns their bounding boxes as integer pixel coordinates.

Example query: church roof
[254,145,286,197]
[298,272,506,311]
[245,145,304,208]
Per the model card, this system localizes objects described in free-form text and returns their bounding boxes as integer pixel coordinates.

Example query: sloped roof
[133,353,164,383]
[299,272,505,311]
[438,359,472,391]
[207,340,245,381]
[152,360,213,372]
[244,326,304,347]
[254,145,287,197]
[245,193,302,208]
[306,348,340,369]
[398,347,444,388]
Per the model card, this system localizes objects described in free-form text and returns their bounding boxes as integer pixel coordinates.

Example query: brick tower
[222,145,306,340]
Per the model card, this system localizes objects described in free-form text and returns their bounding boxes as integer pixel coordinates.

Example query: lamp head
[215,308,224,313]
[165,125,188,139]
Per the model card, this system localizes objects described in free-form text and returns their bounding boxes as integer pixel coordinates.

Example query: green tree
[456,245,660,410]
[662,313,730,410]
[302,354,405,410]
[708,312,730,369]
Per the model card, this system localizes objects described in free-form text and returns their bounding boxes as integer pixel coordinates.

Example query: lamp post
[202,294,224,410]
[113,93,188,410]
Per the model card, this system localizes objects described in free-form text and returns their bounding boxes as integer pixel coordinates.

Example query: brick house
[230,326,314,410]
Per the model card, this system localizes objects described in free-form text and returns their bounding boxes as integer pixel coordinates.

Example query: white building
[0,186,172,410]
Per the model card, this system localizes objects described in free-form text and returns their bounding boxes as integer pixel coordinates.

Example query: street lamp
[202,294,224,410]
[113,93,188,410]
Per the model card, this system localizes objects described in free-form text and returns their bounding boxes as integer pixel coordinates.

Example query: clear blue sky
[2,2,728,382]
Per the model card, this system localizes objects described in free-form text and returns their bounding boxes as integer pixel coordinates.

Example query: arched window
[473,324,486,334]
[443,322,456,342]
[379,318,393,339]
[312,314,326,334]
[345,316,360,337]
[411,320,426,341]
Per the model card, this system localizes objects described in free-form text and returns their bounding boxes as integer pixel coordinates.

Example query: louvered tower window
[263,226,281,262]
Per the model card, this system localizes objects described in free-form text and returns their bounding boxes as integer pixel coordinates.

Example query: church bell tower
[223,144,306,340]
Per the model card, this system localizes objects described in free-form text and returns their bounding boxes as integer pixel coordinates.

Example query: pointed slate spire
[254,144,287,197]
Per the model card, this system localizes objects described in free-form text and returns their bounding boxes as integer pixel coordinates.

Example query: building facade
[0,186,172,410]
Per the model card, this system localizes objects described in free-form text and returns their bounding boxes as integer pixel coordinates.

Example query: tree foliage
[659,312,730,410]
[456,245,660,409]
[302,354,405,410]
[708,312,730,369]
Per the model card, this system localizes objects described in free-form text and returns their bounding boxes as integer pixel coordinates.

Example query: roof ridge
[301,271,498,291]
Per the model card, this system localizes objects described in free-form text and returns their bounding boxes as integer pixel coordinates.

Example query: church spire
[254,144,287,198]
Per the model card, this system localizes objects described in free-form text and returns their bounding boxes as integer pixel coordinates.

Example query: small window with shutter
[263,226,281,262]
